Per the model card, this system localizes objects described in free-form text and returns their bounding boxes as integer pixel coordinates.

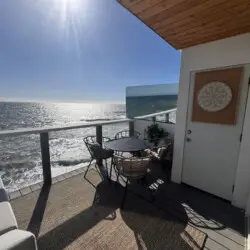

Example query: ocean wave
[0,124,9,129]
[0,160,36,170]
[52,158,90,166]
[113,111,126,114]
[80,115,125,122]
[80,118,114,122]
[0,158,90,170]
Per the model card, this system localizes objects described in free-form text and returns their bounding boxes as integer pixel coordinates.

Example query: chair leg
[105,159,108,177]
[116,172,120,185]
[94,162,104,180]
[121,179,129,210]
[109,157,114,181]
[84,159,93,179]
[104,159,111,183]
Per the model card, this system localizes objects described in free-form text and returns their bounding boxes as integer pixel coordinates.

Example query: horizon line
[0,98,125,105]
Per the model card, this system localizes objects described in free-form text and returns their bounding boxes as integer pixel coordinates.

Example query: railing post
[40,132,52,186]
[96,125,102,166]
[165,113,169,123]
[129,120,134,137]
[152,116,156,123]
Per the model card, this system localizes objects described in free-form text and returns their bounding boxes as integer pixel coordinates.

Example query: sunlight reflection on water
[0,102,126,192]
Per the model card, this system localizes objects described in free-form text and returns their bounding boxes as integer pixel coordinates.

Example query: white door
[182,65,250,201]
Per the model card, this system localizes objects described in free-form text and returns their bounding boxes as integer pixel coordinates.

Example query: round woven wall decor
[197,81,232,112]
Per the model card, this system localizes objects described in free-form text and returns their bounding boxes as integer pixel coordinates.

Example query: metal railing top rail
[0,118,131,137]
[134,108,177,120]
[0,108,177,138]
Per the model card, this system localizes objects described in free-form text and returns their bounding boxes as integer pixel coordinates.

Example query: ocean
[0,102,127,192]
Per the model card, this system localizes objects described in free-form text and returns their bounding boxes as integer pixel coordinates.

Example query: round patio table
[104,137,152,152]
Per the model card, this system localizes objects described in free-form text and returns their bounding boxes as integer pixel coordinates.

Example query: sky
[0,0,181,103]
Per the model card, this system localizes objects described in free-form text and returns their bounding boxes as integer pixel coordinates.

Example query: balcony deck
[10,164,245,250]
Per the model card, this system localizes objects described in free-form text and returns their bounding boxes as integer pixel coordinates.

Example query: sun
[37,0,89,57]
[58,0,90,24]
[61,0,81,14]
[41,0,90,29]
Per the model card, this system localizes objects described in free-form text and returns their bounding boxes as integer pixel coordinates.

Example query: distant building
[126,83,178,117]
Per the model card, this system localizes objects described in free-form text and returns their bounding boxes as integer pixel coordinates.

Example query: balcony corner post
[129,120,134,137]
[165,113,169,123]
[96,125,103,167]
[40,132,52,186]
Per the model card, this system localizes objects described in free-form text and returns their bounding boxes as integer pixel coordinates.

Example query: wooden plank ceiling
[118,0,250,49]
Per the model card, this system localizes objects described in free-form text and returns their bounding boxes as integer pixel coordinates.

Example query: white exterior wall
[171,33,250,212]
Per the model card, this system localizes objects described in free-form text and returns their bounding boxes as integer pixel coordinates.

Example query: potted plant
[146,123,167,146]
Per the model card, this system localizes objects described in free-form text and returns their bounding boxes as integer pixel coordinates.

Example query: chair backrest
[83,136,111,159]
[83,135,111,144]
[115,130,141,139]
[114,155,150,180]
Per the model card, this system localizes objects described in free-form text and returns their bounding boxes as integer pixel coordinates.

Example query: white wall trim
[171,54,189,183]
[232,65,250,209]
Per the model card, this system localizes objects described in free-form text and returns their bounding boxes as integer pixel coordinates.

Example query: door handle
[186,137,191,142]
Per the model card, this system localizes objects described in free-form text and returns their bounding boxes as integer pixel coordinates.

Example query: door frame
[181,64,249,200]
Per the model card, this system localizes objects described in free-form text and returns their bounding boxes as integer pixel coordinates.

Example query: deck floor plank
[10,164,245,250]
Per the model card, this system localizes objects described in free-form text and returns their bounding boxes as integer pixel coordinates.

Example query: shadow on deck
[10,163,245,250]
[146,165,246,250]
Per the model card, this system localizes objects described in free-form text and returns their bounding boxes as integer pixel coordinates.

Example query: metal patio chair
[83,136,114,179]
[114,130,141,157]
[114,130,141,139]
[113,154,151,209]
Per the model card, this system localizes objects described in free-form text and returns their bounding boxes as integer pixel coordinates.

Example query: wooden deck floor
[10,164,246,250]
